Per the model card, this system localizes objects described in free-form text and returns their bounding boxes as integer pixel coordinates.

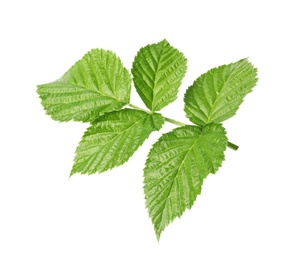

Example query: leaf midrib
[151,42,166,111]
[205,64,241,123]
[157,128,202,232]
[84,113,149,152]
[61,80,126,104]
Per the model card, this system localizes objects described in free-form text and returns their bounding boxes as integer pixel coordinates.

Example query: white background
[1,0,296,259]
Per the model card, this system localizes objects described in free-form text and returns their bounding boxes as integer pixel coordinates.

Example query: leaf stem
[128,103,151,113]
[164,117,186,127]
[128,104,239,151]
[226,141,239,151]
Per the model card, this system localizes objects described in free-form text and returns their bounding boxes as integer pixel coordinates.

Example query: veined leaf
[71,109,164,175]
[37,49,131,122]
[184,59,258,126]
[144,124,227,240]
[132,39,187,111]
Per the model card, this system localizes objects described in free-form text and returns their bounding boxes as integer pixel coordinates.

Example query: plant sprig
[37,39,258,240]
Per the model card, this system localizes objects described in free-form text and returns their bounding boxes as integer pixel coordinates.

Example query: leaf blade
[37,49,131,122]
[184,58,258,125]
[144,123,227,239]
[132,39,187,111]
[71,109,164,175]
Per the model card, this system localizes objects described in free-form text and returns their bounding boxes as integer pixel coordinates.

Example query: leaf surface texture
[71,109,164,175]
[37,49,131,122]
[184,59,257,125]
[132,39,187,111]
[144,124,227,239]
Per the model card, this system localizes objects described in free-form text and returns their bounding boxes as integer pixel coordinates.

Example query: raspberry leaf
[132,39,187,112]
[71,109,164,175]
[37,49,131,122]
[184,59,258,126]
[144,123,227,239]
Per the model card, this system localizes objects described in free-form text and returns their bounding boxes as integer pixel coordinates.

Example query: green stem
[128,104,239,151]
[164,117,186,127]
[128,103,151,113]
[226,141,239,151]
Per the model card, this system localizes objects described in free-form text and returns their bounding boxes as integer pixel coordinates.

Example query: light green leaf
[144,123,227,240]
[37,49,131,122]
[132,39,187,111]
[71,109,164,175]
[184,58,258,126]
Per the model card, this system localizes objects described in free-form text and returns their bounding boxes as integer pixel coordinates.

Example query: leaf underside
[37,49,131,122]
[184,58,258,126]
[71,109,164,175]
[132,39,187,111]
[144,123,228,240]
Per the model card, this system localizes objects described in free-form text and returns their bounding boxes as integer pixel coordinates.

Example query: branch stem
[164,117,186,127]
[128,104,239,151]
[128,103,151,113]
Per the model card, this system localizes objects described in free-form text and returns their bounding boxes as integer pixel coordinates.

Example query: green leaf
[132,39,187,112]
[184,58,258,126]
[144,123,227,240]
[71,109,164,175]
[37,49,131,122]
